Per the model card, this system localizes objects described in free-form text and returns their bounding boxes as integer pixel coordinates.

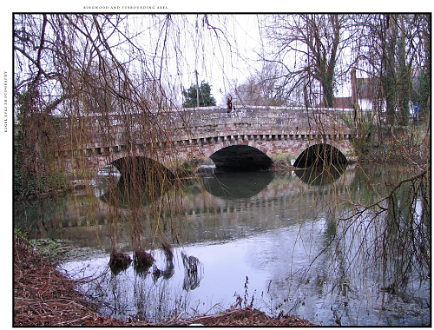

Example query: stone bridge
[56,106,357,176]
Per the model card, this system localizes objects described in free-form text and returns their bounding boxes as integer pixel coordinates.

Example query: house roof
[315,73,382,108]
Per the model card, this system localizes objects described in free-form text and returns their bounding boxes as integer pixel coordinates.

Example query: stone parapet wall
[168,106,353,140]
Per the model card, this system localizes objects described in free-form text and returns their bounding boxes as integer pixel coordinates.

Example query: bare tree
[355,14,430,126]
[230,62,286,106]
[259,14,359,108]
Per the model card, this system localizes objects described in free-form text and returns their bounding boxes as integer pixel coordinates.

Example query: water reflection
[93,165,173,208]
[15,164,430,326]
[150,243,175,281]
[181,252,204,291]
[295,164,345,185]
[202,171,274,199]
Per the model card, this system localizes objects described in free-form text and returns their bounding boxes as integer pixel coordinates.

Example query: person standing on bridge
[227,94,234,113]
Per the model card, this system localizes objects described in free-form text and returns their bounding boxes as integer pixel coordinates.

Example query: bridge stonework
[57,106,356,175]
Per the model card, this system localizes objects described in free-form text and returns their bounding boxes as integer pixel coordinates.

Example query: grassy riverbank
[13,233,316,326]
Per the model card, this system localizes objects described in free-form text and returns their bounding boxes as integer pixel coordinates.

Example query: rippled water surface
[15,164,430,326]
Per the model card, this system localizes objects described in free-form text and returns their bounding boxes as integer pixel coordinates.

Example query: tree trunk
[322,75,334,108]
[384,15,397,126]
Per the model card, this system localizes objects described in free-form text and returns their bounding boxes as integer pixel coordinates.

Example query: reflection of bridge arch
[202,171,275,199]
[45,168,355,234]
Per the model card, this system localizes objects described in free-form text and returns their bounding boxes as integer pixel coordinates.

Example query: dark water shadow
[295,164,347,186]
[92,158,174,208]
[97,174,173,208]
[202,171,274,199]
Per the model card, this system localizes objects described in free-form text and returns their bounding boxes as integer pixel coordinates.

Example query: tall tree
[396,15,411,126]
[260,14,358,108]
[357,14,430,126]
[411,14,430,122]
[383,15,398,126]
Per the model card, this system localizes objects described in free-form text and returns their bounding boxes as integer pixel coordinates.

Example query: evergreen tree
[182,81,217,108]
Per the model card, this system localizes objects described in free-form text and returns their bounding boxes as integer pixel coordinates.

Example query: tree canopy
[182,81,217,108]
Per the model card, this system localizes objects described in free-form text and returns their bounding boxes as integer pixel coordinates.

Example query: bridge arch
[209,145,273,171]
[293,143,348,168]
[109,156,174,183]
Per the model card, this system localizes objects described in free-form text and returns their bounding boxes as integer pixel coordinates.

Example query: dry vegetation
[14,234,316,326]
[14,234,126,326]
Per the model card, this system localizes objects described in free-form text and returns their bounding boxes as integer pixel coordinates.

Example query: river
[14,163,430,326]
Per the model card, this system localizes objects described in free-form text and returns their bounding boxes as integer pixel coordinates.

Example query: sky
[122,14,264,106]
[190,14,264,105]
[137,14,265,106]
[6,7,433,109]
